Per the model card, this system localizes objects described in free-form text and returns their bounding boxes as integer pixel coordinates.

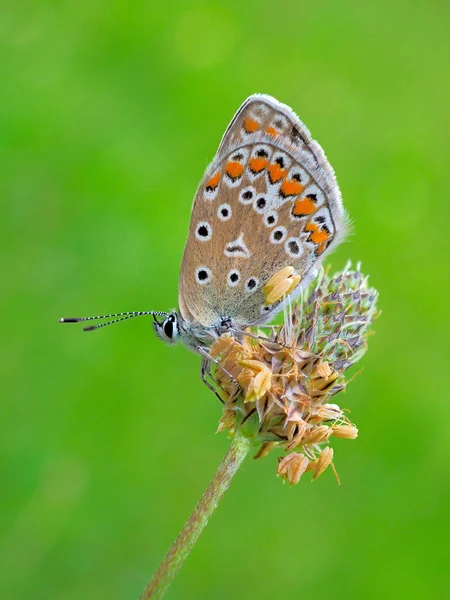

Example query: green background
[1,1,449,599]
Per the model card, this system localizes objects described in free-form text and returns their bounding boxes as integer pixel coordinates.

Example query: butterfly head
[152,311,181,345]
[59,309,182,346]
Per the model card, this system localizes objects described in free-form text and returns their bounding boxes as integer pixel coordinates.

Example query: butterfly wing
[178,94,349,330]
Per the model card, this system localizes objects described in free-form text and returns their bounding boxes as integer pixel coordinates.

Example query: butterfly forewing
[179,94,348,330]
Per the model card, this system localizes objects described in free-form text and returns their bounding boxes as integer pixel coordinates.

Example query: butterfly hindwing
[178,95,348,329]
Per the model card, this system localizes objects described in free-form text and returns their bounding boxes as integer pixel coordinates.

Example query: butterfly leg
[200,356,224,403]
[197,346,240,388]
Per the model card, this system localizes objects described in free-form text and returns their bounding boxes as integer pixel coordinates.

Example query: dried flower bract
[210,263,378,485]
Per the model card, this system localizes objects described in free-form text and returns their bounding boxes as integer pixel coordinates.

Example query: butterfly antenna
[59,311,167,332]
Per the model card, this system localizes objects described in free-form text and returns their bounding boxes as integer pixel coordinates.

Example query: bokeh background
[1,1,449,599]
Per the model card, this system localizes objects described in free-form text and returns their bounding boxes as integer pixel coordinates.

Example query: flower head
[210,262,378,485]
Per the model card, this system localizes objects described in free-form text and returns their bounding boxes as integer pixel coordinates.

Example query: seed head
[210,262,379,484]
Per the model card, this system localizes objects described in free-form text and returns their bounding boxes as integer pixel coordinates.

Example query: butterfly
[61,94,348,380]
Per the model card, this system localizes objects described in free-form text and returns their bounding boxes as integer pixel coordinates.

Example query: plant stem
[138,430,253,600]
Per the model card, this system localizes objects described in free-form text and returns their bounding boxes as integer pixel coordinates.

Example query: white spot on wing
[290,166,310,187]
[270,226,287,244]
[264,210,278,227]
[239,186,255,205]
[302,184,325,208]
[253,195,268,214]
[224,233,251,258]
[217,203,232,221]
[195,221,212,241]
[311,207,335,235]
[271,151,292,170]
[285,236,304,258]
[195,266,212,285]
[250,104,270,120]
[245,277,260,293]
[227,269,241,287]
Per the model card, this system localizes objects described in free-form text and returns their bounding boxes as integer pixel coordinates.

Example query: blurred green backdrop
[1,1,449,599]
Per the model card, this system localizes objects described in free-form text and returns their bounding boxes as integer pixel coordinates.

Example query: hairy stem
[138,431,252,600]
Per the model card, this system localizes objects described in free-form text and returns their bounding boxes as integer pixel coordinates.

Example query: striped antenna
[59,311,167,332]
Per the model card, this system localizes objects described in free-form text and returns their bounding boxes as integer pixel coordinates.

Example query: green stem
[138,431,252,600]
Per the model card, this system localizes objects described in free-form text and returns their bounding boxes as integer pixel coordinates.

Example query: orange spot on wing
[225,161,244,179]
[314,229,330,244]
[249,157,268,173]
[244,118,260,133]
[266,126,278,137]
[292,197,316,216]
[268,163,288,183]
[206,172,221,190]
[281,179,305,197]
[305,222,330,244]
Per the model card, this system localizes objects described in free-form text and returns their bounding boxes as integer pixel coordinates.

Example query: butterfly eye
[245,277,259,293]
[195,221,212,241]
[227,270,240,287]
[163,320,173,339]
[218,204,232,221]
[270,226,287,244]
[195,266,212,285]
